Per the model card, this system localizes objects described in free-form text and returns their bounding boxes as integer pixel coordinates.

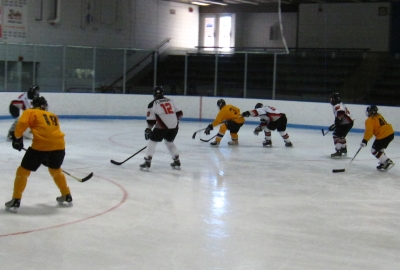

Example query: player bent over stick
[140,86,183,171]
[360,105,395,171]
[241,103,293,147]
[204,99,245,146]
[328,92,354,157]
[7,85,40,141]
[6,96,72,213]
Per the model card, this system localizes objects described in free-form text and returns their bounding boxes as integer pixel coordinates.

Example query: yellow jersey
[211,104,245,127]
[363,114,394,141]
[15,108,65,151]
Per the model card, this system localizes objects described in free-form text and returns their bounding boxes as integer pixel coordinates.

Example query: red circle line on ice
[0,175,128,238]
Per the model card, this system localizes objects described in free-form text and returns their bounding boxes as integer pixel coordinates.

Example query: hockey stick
[110,146,147,165]
[63,171,93,182]
[332,147,362,173]
[192,117,244,140]
[192,128,207,139]
[22,148,93,182]
[321,129,330,136]
[200,134,217,142]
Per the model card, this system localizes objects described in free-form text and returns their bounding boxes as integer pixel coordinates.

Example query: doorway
[201,14,234,50]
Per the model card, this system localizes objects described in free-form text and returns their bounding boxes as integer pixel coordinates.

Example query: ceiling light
[199,0,228,5]
[233,0,259,4]
[191,1,210,5]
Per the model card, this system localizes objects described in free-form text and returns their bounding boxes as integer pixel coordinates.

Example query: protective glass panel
[65,47,94,93]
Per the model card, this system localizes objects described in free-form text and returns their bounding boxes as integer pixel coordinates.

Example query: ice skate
[262,139,272,147]
[228,140,238,146]
[56,194,73,206]
[376,163,385,170]
[382,159,395,171]
[210,141,219,147]
[285,141,293,147]
[5,198,21,213]
[341,147,347,156]
[331,149,342,158]
[140,157,151,171]
[170,156,181,170]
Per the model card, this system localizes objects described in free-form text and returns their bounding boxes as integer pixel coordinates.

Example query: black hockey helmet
[153,86,164,99]
[217,99,226,109]
[27,85,40,100]
[32,96,48,111]
[255,103,263,109]
[329,92,341,105]
[365,105,378,117]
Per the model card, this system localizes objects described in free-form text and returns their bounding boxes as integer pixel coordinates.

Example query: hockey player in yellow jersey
[360,105,395,171]
[204,99,245,146]
[5,96,72,213]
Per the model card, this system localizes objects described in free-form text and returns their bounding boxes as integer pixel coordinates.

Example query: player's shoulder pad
[334,105,343,111]
[148,100,155,109]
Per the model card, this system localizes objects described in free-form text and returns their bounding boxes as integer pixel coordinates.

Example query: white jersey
[332,102,353,125]
[11,92,33,111]
[146,97,182,129]
[254,105,284,123]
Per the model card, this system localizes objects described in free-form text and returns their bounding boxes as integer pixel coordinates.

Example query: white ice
[0,119,399,270]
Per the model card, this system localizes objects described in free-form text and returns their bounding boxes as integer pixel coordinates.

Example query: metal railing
[0,42,397,105]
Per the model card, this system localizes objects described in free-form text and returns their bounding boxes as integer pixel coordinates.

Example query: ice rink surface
[0,118,399,270]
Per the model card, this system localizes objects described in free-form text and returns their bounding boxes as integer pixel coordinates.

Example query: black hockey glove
[144,128,152,140]
[328,124,336,131]
[9,103,20,118]
[204,124,213,135]
[241,111,250,117]
[360,139,368,148]
[253,126,263,136]
[334,117,341,127]
[12,135,24,151]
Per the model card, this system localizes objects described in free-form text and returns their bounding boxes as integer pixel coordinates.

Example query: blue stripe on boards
[0,115,398,136]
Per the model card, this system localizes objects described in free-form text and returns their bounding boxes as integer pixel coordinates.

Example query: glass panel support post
[4,44,7,91]
[153,51,158,88]
[272,53,277,100]
[123,49,127,94]
[92,47,96,93]
[243,52,248,98]
[214,51,218,96]
[62,46,66,92]
[184,52,188,95]
[33,45,37,85]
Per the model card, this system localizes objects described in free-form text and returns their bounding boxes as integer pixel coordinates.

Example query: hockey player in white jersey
[7,85,40,141]
[328,93,354,157]
[241,103,293,147]
[140,86,183,171]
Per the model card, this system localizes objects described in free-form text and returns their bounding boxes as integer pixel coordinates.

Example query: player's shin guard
[49,168,71,196]
[216,134,224,141]
[228,133,239,145]
[264,131,272,140]
[12,166,30,199]
[280,131,289,139]
[279,131,292,146]
[378,153,388,164]
[372,148,384,159]
[165,141,178,157]
[146,140,157,157]
[211,134,224,146]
